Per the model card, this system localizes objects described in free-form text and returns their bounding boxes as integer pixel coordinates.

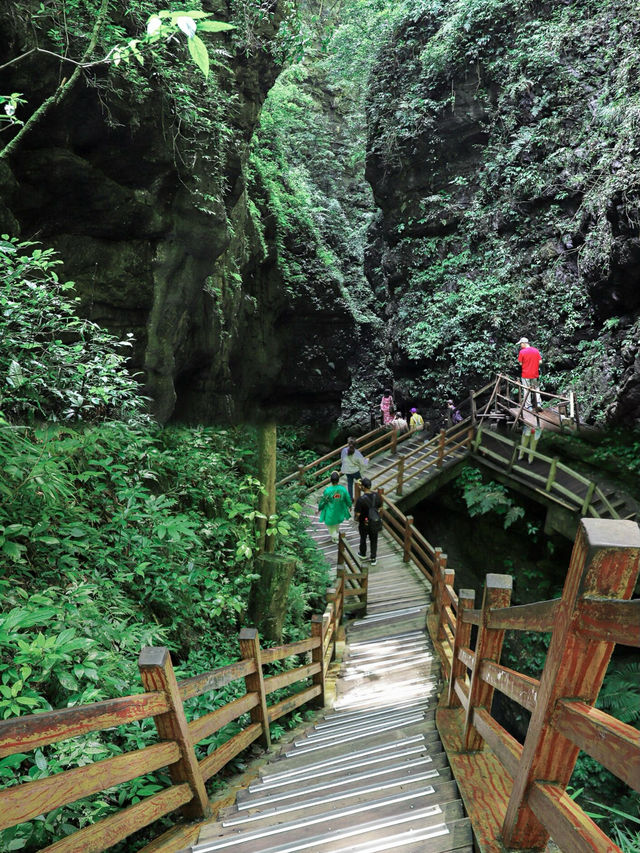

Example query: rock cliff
[0,0,358,425]
[364,0,640,426]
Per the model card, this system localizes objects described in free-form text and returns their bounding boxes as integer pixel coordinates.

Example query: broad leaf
[187,34,209,78]
[197,21,235,33]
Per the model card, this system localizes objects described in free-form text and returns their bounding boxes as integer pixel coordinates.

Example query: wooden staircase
[184,503,472,853]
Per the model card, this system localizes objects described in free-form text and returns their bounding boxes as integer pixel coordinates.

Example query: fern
[597,661,640,725]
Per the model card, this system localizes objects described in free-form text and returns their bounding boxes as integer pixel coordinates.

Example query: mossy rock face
[0,1,361,426]
[364,0,640,427]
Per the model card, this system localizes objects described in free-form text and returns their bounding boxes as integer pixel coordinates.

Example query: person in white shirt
[340,437,368,499]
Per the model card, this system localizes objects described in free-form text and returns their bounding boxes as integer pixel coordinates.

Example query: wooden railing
[426,517,640,853]
[469,373,577,433]
[337,534,369,614]
[0,575,349,853]
[276,424,418,492]
[374,419,473,496]
[473,426,623,518]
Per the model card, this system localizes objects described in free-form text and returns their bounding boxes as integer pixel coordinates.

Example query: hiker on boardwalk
[354,477,383,566]
[318,471,352,543]
[517,336,542,408]
[380,388,395,425]
[409,407,424,431]
[390,412,409,434]
[447,400,462,425]
[340,437,368,500]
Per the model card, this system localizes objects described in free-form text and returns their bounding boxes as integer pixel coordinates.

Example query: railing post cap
[138,646,169,668]
[311,613,323,624]
[581,518,640,550]
[485,573,513,589]
[239,627,259,640]
[459,589,475,601]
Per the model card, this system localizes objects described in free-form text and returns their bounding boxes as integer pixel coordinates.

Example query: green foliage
[0,420,328,851]
[0,237,144,423]
[365,0,640,418]
[457,468,525,529]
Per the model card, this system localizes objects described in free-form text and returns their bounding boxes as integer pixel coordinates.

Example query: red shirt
[518,346,541,379]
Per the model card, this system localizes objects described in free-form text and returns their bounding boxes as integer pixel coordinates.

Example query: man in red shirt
[517,337,542,409]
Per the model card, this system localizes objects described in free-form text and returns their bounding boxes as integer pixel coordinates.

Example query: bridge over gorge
[0,379,639,852]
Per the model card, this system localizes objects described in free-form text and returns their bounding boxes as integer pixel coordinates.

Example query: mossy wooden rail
[0,558,361,853]
[425,517,640,853]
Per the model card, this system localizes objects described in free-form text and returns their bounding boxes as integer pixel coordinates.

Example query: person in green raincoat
[318,471,352,543]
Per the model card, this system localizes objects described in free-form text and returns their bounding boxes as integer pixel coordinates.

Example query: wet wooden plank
[552,699,640,792]
[42,783,192,853]
[188,693,259,745]
[199,724,262,782]
[268,685,322,724]
[179,660,256,702]
[479,660,539,712]
[487,599,559,632]
[0,692,169,757]
[529,782,619,853]
[437,707,511,853]
[260,637,319,664]
[0,741,180,831]
[263,662,321,695]
[577,598,640,646]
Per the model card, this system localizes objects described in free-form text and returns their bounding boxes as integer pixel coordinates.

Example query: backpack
[365,493,382,532]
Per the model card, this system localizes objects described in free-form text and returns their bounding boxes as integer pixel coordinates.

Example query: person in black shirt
[354,477,383,566]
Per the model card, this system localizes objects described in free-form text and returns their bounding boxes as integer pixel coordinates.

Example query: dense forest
[1,0,639,850]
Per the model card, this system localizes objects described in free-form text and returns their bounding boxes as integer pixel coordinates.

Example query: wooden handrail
[0,568,348,852]
[426,518,640,853]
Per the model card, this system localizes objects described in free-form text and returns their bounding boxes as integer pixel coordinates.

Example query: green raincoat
[318,484,352,526]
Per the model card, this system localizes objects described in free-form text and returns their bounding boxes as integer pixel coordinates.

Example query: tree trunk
[257,422,277,554]
[248,553,298,642]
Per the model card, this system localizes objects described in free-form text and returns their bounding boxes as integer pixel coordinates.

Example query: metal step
[193,797,465,853]
[237,756,449,809]
[262,730,439,782]
[221,778,460,832]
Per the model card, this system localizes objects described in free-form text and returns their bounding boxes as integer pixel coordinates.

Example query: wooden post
[336,566,346,627]
[391,427,398,455]
[403,515,413,563]
[311,615,326,707]
[467,426,474,449]
[138,648,210,819]
[447,589,475,707]
[361,562,369,609]
[354,479,362,501]
[581,481,596,515]
[297,464,305,485]
[326,586,338,660]
[545,457,559,493]
[238,628,271,750]
[397,455,405,496]
[501,519,640,850]
[472,426,483,452]
[437,429,446,467]
[437,565,454,642]
[430,548,443,613]
[337,532,346,566]
[469,390,477,424]
[463,573,513,751]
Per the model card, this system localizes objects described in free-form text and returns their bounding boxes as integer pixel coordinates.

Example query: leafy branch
[0,7,234,160]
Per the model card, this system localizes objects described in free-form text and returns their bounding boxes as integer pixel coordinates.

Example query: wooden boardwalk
[183,448,472,853]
